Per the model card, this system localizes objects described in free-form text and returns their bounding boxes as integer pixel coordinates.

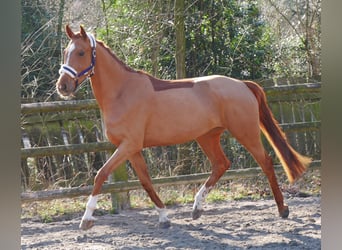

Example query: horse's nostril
[59,83,67,91]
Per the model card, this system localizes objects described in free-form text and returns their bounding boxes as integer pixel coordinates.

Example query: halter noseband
[59,33,96,88]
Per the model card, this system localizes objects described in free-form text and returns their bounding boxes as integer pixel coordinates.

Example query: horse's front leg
[129,152,171,228]
[79,144,132,230]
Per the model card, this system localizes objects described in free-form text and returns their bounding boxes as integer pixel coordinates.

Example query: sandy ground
[21,195,321,250]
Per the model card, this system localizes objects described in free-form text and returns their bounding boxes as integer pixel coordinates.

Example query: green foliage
[95,0,273,79]
[261,0,321,79]
[184,0,273,79]
[20,0,320,102]
[21,0,62,101]
[21,197,87,222]
[97,0,166,76]
[206,189,229,203]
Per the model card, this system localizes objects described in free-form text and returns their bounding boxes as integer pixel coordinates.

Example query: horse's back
[142,75,259,146]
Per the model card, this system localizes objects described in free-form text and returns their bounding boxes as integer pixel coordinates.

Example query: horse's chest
[101,109,145,146]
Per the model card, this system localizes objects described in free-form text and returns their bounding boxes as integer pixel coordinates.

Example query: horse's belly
[143,107,221,146]
[143,127,211,147]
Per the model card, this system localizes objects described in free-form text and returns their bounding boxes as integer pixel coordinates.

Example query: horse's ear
[80,25,87,39]
[66,25,74,39]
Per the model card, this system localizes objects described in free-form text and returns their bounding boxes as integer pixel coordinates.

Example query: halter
[59,33,96,88]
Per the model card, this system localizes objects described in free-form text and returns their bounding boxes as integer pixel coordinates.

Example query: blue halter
[59,33,96,88]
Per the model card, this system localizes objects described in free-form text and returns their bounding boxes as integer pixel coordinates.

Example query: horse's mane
[96,40,141,75]
[96,40,177,85]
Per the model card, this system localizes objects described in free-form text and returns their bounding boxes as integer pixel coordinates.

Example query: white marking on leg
[156,207,169,223]
[193,185,212,211]
[81,195,98,221]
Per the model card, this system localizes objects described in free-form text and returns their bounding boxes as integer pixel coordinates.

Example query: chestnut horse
[56,25,311,230]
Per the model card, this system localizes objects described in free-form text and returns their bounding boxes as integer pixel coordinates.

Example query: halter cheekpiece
[59,33,96,88]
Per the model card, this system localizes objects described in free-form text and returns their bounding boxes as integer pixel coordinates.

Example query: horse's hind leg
[192,128,231,220]
[233,130,289,218]
[128,152,171,228]
[251,147,289,218]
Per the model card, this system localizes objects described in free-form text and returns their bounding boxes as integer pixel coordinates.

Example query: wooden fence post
[100,117,130,213]
[109,162,130,213]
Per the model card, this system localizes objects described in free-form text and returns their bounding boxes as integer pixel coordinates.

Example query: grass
[21,197,86,223]
[21,168,321,223]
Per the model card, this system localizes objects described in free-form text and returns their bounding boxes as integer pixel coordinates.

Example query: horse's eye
[79,51,85,56]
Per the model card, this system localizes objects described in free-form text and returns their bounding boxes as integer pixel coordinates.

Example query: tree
[184,0,272,79]
[174,0,193,175]
[21,0,61,101]
[56,0,65,61]
[174,0,186,79]
[263,0,321,79]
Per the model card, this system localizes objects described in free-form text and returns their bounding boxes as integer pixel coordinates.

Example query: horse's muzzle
[56,77,76,99]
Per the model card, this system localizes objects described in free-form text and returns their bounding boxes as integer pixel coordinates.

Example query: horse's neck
[90,44,134,109]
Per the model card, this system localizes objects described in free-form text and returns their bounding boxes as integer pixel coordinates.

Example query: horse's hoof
[279,205,289,218]
[79,219,95,230]
[159,220,171,229]
[192,208,203,220]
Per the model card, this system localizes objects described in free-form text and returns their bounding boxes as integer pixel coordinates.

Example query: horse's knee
[94,168,109,185]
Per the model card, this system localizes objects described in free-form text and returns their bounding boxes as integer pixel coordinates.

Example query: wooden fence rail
[21,160,321,203]
[21,99,98,114]
[21,121,320,159]
[21,141,113,159]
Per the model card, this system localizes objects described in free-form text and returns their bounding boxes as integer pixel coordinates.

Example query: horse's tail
[243,80,312,183]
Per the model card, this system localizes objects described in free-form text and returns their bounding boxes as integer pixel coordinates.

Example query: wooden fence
[21,82,321,203]
[21,161,321,202]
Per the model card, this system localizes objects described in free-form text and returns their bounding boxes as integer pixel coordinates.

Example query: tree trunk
[174,0,192,175]
[174,0,186,79]
[151,0,162,77]
[100,0,110,42]
[57,0,65,62]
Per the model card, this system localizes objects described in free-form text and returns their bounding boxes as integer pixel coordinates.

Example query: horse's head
[56,25,96,98]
